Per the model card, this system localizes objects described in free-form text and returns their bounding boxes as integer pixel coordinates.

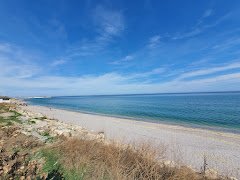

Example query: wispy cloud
[109,34,162,67]
[60,5,125,60]
[0,60,41,79]
[51,59,67,66]
[0,43,12,53]
[148,35,161,48]
[1,57,239,96]
[110,55,134,65]
[0,43,42,79]
[211,37,240,51]
[1,3,240,97]
[178,62,240,80]
[129,68,166,79]
[203,9,213,18]
[1,65,240,96]
[172,10,233,40]
[94,5,125,38]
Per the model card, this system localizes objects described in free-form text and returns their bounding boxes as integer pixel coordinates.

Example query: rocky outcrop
[15,105,105,143]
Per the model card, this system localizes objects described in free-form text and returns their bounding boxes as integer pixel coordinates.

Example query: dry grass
[41,138,221,180]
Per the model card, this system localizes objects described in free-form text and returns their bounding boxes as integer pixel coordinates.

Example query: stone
[0,112,15,118]
[230,177,238,180]
[97,132,105,140]
[62,131,71,137]
[3,164,10,174]
[19,116,29,122]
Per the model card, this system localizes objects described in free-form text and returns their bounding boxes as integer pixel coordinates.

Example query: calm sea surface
[25,92,240,133]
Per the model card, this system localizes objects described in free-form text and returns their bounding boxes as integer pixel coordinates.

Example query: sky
[0,0,240,96]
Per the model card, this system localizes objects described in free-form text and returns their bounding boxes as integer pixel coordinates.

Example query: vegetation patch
[40,149,64,178]
[36,116,48,120]
[0,104,21,125]
[36,138,222,180]
[41,131,55,143]
[39,147,92,179]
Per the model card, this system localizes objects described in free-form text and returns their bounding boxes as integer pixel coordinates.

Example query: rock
[0,140,4,145]
[53,129,71,137]
[229,177,238,180]
[3,164,10,174]
[20,176,25,180]
[62,131,71,137]
[19,116,28,122]
[0,112,15,118]
[163,161,175,168]
[97,132,105,140]
[33,113,44,119]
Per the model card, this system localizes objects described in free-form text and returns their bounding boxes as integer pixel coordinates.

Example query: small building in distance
[0,96,11,103]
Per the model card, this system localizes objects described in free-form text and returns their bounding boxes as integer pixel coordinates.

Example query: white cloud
[1,72,240,97]
[110,55,134,65]
[94,5,125,37]
[1,63,240,96]
[0,59,41,79]
[51,59,67,66]
[61,5,125,59]
[212,37,240,51]
[0,43,43,79]
[0,43,12,53]
[178,62,240,80]
[129,68,166,79]
[1,42,240,96]
[172,11,231,40]
[148,35,161,48]
[203,9,213,18]
[0,63,37,80]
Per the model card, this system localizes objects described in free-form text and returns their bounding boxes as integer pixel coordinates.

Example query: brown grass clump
[43,138,220,180]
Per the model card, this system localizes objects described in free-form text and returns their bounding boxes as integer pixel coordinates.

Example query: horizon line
[20,90,240,98]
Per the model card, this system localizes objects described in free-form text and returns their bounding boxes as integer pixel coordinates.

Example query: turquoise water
[25,92,240,133]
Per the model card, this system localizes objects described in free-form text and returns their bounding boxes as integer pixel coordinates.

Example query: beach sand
[23,105,240,177]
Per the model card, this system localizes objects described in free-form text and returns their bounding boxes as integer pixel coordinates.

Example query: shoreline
[21,104,240,177]
[28,104,240,141]
[27,103,240,135]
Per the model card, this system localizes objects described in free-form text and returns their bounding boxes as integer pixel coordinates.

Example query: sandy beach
[22,105,240,177]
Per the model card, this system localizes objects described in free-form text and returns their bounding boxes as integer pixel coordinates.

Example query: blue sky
[0,0,240,96]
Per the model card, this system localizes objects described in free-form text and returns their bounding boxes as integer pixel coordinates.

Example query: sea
[25,92,240,134]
